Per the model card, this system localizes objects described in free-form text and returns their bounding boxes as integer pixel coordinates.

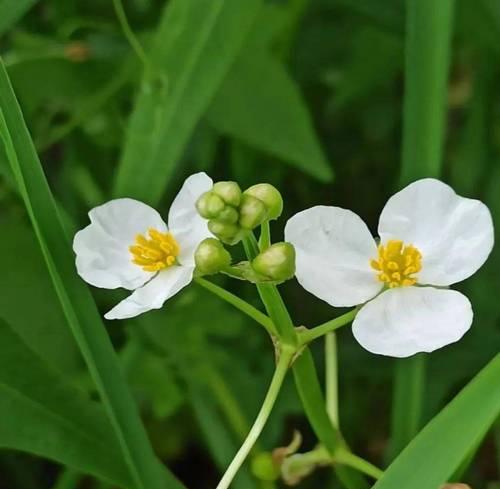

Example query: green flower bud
[251,453,280,482]
[194,238,231,275]
[208,220,241,244]
[217,206,239,224]
[244,183,283,220]
[212,181,242,207]
[239,194,268,230]
[252,242,296,281]
[196,191,225,219]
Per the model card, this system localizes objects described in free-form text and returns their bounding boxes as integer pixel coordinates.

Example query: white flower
[73,172,213,320]
[285,179,494,357]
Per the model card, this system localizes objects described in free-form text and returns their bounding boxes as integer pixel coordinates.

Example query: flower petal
[168,172,213,266]
[352,286,473,357]
[285,206,383,307]
[378,178,494,286]
[73,198,167,290]
[104,265,194,320]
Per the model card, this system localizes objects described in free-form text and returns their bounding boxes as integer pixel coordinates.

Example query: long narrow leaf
[0,58,184,489]
[375,354,500,489]
[208,48,333,182]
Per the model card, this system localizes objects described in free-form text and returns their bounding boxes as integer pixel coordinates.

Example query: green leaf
[208,47,333,182]
[0,58,184,489]
[113,0,263,205]
[0,212,79,373]
[374,354,500,489]
[0,318,132,487]
[0,0,38,36]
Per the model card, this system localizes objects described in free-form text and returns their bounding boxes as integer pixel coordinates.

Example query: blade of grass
[391,0,455,459]
[374,354,500,489]
[0,58,184,489]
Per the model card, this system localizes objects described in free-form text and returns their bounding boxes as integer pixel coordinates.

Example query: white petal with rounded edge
[285,206,383,307]
[378,178,494,286]
[104,265,194,320]
[168,172,213,266]
[352,286,473,358]
[73,199,167,290]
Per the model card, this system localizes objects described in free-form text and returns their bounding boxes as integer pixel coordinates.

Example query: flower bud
[212,181,242,207]
[251,453,280,482]
[252,242,296,281]
[217,206,239,224]
[194,238,231,275]
[239,194,268,230]
[244,183,283,220]
[196,191,225,219]
[208,220,241,244]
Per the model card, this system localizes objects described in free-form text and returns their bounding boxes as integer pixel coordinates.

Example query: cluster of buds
[194,181,296,284]
[196,182,283,245]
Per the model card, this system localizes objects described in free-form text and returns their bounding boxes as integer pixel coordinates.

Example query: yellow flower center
[370,239,422,288]
[129,229,180,272]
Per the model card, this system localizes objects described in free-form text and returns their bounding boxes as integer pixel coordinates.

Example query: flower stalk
[194,277,276,336]
[215,347,294,489]
[298,309,358,345]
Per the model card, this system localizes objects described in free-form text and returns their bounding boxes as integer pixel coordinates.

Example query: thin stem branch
[325,333,339,427]
[334,451,384,480]
[299,309,358,345]
[215,350,293,489]
[112,0,150,69]
[259,220,271,250]
[195,277,276,335]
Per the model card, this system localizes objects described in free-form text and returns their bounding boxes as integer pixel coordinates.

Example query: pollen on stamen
[129,228,180,272]
[370,239,422,288]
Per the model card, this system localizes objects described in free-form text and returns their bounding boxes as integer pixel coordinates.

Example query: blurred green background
[0,0,499,488]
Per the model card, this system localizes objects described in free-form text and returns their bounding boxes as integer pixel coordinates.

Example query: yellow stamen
[129,228,180,272]
[371,239,422,288]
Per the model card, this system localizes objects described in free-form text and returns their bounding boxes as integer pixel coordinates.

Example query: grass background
[0,0,499,488]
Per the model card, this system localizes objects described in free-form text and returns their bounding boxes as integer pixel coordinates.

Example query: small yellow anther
[370,239,422,288]
[129,229,180,272]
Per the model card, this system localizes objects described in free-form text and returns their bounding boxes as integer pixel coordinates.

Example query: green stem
[195,277,276,335]
[325,333,339,427]
[112,0,150,69]
[399,0,454,183]
[259,221,271,250]
[215,349,293,489]
[334,451,384,480]
[299,309,358,345]
[389,354,426,459]
[205,364,251,441]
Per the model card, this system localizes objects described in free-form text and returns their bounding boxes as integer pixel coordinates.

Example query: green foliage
[0,59,181,489]
[208,47,333,182]
[0,318,133,487]
[374,355,500,489]
[113,0,263,205]
[0,0,38,36]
